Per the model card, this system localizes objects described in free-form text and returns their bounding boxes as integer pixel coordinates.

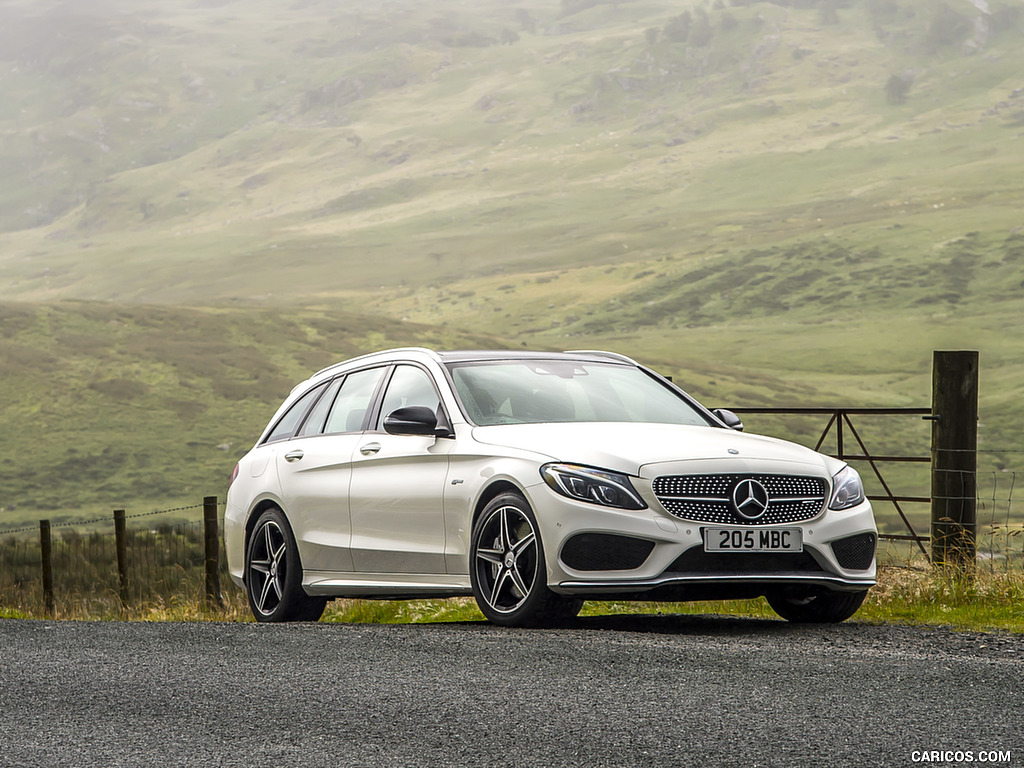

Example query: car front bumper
[524,479,876,600]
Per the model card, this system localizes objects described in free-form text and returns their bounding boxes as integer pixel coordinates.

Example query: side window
[377,365,441,428]
[264,382,328,443]
[296,377,342,438]
[324,367,386,434]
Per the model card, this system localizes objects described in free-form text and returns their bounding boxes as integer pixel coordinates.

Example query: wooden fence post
[203,496,223,611]
[39,520,54,617]
[930,350,979,570]
[114,509,129,609]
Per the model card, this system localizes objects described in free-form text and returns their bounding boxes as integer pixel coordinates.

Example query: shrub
[885,73,912,104]
[926,3,972,51]
[663,12,692,43]
[88,378,149,400]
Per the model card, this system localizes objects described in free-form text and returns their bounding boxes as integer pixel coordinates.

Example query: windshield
[447,360,713,427]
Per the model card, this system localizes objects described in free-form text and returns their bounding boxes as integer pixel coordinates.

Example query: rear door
[276,367,388,573]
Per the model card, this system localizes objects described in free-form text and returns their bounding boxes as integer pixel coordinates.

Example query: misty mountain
[0,0,1021,302]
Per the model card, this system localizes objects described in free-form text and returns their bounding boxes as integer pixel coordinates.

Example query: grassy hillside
[0,0,1022,536]
[0,298,999,545]
[0,301,499,526]
[1,298,870,527]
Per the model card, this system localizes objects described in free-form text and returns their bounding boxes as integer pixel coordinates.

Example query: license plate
[704,528,803,553]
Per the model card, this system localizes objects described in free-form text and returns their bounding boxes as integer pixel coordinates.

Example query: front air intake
[666,547,822,575]
[560,533,655,572]
[830,533,877,570]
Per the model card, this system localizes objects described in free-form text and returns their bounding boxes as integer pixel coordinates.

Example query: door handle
[359,442,382,456]
[284,449,304,462]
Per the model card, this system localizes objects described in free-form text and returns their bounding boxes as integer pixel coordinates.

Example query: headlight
[541,464,646,510]
[828,465,865,510]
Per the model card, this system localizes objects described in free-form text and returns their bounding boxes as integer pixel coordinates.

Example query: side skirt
[303,571,473,599]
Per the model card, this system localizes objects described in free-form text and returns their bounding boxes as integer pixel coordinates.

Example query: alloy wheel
[248,519,288,617]
[474,504,540,614]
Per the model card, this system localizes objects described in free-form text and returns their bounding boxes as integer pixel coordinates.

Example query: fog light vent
[830,533,877,570]
[560,533,654,572]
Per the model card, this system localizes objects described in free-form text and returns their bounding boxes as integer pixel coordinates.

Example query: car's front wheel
[245,507,327,622]
[766,587,868,623]
[470,492,582,627]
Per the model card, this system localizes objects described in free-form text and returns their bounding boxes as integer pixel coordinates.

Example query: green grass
[856,564,1024,633]
[316,565,1024,633]
[6,567,1021,634]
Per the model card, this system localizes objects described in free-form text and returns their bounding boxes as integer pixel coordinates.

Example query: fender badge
[728,449,740,455]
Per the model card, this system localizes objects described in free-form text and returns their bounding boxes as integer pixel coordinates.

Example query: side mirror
[712,408,744,432]
[383,406,452,438]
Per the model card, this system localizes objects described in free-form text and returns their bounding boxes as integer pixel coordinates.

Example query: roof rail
[311,346,439,379]
[564,349,639,365]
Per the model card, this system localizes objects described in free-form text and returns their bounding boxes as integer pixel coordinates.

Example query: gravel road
[1,615,1021,768]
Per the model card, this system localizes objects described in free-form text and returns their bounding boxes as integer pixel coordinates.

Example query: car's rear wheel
[245,507,327,622]
[471,493,582,627]
[766,587,868,623]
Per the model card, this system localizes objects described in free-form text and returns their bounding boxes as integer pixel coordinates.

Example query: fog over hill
[0,0,1021,301]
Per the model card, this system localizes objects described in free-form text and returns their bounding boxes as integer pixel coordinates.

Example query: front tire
[766,588,868,623]
[470,493,582,627]
[245,507,327,622]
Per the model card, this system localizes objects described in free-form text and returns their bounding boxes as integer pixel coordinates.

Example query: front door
[348,364,451,574]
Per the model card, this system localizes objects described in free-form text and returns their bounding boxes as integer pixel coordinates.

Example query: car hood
[469,422,838,478]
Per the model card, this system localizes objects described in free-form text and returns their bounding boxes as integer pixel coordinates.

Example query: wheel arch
[471,479,528,529]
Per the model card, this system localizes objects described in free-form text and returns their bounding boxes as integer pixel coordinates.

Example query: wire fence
[967,469,1020,560]
[0,504,230,617]
[1,468,1021,617]
[842,464,1021,568]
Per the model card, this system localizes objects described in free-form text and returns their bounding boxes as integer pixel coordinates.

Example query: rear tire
[766,588,867,623]
[470,492,582,627]
[245,507,327,623]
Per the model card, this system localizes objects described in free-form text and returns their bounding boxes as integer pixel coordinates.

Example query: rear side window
[296,377,343,437]
[324,367,387,434]
[265,382,328,443]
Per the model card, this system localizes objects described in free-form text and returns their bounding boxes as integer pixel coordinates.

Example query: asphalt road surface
[1,615,1021,768]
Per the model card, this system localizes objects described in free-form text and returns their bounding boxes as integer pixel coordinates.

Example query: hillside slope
[0,301,499,524]
[0,298,883,527]
[0,0,1021,302]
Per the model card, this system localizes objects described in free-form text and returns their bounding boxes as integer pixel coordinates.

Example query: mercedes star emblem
[732,478,770,520]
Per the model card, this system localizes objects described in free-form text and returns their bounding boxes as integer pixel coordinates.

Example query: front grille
[666,547,823,574]
[830,533,877,570]
[652,474,827,526]
[560,533,655,572]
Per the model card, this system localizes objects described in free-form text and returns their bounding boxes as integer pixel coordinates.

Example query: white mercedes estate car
[225,348,876,626]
